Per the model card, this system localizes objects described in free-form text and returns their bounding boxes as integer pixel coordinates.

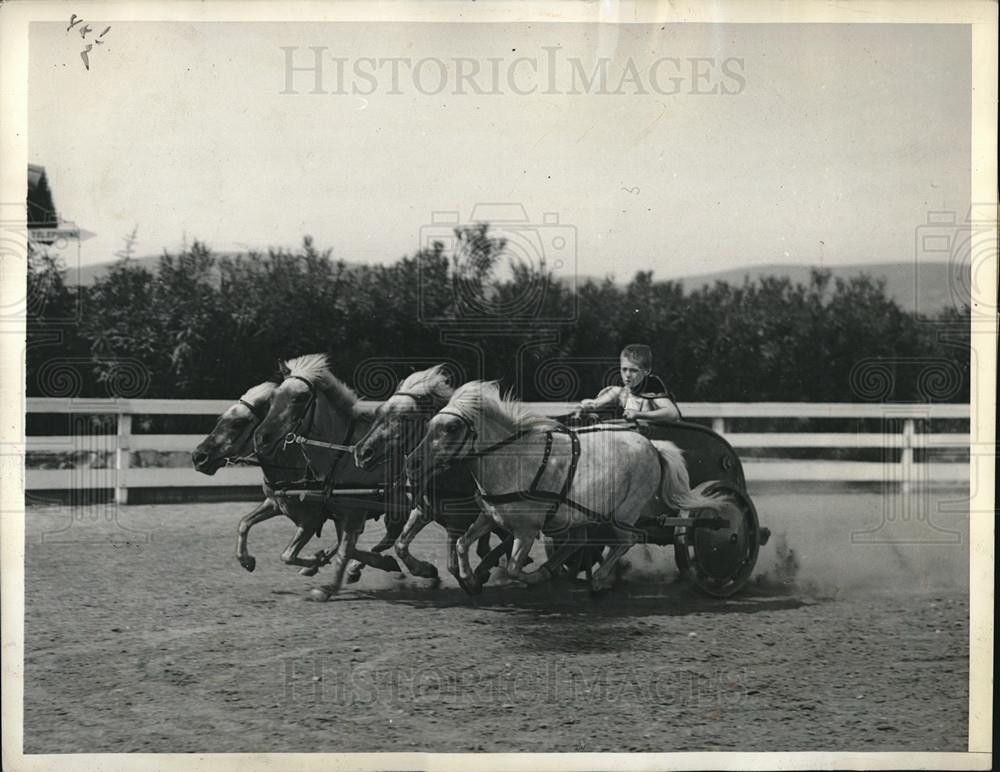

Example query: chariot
[551,415,770,598]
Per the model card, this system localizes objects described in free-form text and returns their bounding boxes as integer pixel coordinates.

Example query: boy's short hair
[620,343,653,369]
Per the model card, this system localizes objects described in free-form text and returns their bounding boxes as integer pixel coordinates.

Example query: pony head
[405,380,554,491]
[192,379,280,474]
[354,364,453,470]
[252,353,357,460]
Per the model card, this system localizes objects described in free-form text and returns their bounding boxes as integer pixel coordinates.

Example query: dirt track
[24,492,969,753]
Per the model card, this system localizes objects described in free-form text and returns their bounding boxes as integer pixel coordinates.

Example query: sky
[29,21,971,279]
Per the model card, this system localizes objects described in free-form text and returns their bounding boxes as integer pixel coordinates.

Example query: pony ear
[277,359,291,377]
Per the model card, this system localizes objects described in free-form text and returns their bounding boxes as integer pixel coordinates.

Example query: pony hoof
[345,569,363,584]
[299,565,319,577]
[472,567,493,585]
[457,577,483,596]
[413,562,439,580]
[307,588,331,602]
[239,556,256,572]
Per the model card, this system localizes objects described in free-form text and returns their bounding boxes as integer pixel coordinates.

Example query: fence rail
[24,398,971,503]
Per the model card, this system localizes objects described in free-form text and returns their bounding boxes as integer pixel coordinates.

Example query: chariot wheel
[673,483,761,598]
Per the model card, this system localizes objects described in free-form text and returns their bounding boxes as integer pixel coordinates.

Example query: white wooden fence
[24,398,971,504]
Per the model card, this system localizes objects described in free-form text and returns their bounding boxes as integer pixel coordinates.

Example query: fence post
[115,412,131,505]
[900,418,915,495]
[712,417,726,435]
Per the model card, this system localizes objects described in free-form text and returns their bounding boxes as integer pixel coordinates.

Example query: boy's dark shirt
[629,373,676,403]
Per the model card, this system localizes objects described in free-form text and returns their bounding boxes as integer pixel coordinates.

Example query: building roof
[27,163,58,228]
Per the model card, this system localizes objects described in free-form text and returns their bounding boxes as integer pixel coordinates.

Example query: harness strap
[479,427,589,529]
[527,431,555,491]
[322,415,356,489]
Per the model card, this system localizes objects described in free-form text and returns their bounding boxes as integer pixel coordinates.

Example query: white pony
[405,381,727,594]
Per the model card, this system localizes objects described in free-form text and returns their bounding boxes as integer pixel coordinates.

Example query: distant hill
[66,252,365,288]
[68,255,168,286]
[667,262,968,315]
[65,255,967,315]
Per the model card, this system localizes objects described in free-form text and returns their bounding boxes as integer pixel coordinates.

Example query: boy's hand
[623,409,637,420]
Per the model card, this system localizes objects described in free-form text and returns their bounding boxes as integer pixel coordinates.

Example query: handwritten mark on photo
[67,15,111,71]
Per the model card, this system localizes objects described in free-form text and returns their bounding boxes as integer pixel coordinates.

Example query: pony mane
[448,381,559,433]
[240,380,278,404]
[283,353,358,412]
[397,365,454,406]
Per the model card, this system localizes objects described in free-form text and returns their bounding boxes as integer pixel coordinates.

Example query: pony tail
[653,440,729,512]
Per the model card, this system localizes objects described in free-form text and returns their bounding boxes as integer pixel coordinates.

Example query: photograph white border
[1,1,995,770]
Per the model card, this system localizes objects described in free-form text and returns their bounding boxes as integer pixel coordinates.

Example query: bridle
[280,375,322,452]
[218,397,270,467]
[258,375,356,485]
[361,390,444,464]
[433,408,536,463]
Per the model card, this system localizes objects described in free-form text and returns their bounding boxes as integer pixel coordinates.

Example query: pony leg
[455,512,497,595]
[299,515,347,577]
[395,507,439,580]
[341,545,402,576]
[235,499,279,572]
[370,496,409,554]
[445,528,461,582]
[590,542,636,593]
[312,528,360,598]
[508,528,584,585]
[280,524,326,569]
[472,532,514,585]
[503,532,537,583]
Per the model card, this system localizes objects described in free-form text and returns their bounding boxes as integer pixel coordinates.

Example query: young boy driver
[579,344,681,424]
